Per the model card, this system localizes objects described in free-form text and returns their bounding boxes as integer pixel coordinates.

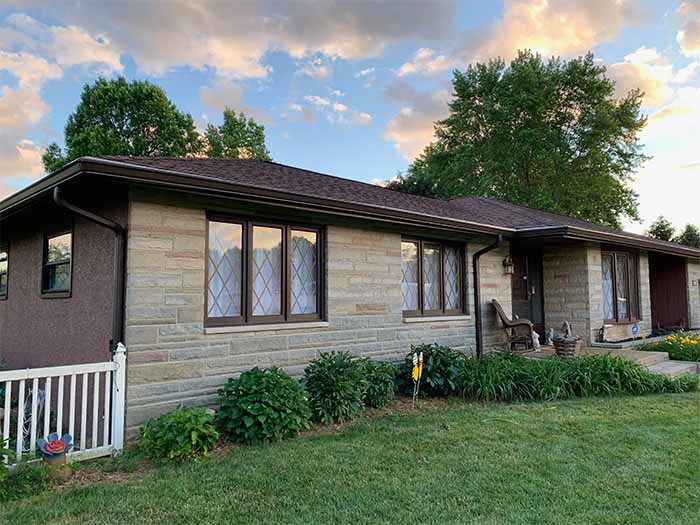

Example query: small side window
[0,246,7,299]
[43,231,72,295]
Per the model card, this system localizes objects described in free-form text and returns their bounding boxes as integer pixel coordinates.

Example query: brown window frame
[0,243,8,300]
[401,238,467,318]
[602,249,641,324]
[41,228,73,298]
[205,214,324,328]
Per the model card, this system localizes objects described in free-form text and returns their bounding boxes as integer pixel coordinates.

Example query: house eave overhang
[514,225,700,260]
[0,158,512,237]
[2,157,699,260]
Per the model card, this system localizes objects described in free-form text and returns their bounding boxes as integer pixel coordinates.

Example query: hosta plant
[218,367,311,445]
[139,407,219,464]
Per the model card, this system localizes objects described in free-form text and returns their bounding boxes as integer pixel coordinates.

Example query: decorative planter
[37,433,74,478]
[553,337,582,359]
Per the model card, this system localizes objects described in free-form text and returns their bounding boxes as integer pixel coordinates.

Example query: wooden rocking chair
[492,299,534,352]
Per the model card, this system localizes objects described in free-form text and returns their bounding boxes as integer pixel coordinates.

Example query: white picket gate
[1,343,126,464]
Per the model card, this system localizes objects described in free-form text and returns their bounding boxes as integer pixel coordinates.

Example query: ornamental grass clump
[397,344,467,397]
[458,352,698,402]
[139,407,219,464]
[304,352,366,423]
[218,367,311,445]
[639,332,700,362]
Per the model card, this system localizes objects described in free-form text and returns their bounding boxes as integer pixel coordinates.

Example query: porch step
[647,360,700,378]
[632,351,669,367]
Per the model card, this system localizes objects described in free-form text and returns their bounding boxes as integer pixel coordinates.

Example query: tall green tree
[675,224,700,248]
[388,51,648,228]
[646,215,676,241]
[42,77,204,172]
[204,108,271,161]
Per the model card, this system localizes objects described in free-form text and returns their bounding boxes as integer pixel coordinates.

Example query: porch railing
[1,343,126,464]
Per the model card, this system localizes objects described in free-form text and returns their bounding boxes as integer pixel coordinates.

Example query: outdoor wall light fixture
[502,255,514,275]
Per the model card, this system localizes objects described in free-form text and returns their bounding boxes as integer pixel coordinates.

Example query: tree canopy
[387,51,648,229]
[43,77,203,171]
[675,224,700,248]
[205,109,271,161]
[646,216,676,241]
[43,77,272,173]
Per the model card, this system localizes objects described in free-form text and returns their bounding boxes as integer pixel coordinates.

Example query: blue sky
[1,1,699,233]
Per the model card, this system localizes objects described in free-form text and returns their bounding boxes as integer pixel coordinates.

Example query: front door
[511,250,545,337]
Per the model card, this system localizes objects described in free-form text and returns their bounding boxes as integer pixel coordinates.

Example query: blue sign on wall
[631,323,639,337]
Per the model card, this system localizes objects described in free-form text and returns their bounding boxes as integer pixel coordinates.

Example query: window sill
[403,315,471,324]
[205,321,329,335]
[41,291,71,299]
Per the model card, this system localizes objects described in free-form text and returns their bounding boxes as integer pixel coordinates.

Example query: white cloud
[14,2,455,79]
[355,67,375,77]
[332,102,348,112]
[607,46,698,108]
[304,95,330,107]
[371,175,400,187]
[399,0,644,79]
[460,0,644,62]
[398,48,453,77]
[351,111,372,125]
[382,79,451,159]
[624,86,700,232]
[297,57,331,80]
[200,80,273,125]
[677,1,700,57]
[330,89,346,97]
[5,14,122,74]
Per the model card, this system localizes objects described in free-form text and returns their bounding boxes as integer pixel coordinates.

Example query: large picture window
[602,250,640,323]
[401,239,465,317]
[42,231,72,295]
[206,216,323,327]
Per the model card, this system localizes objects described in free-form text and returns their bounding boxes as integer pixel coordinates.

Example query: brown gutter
[473,235,503,358]
[53,187,126,353]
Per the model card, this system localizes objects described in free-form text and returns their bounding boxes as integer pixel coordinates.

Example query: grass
[3,393,700,524]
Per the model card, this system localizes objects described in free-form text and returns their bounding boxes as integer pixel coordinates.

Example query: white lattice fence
[1,344,126,464]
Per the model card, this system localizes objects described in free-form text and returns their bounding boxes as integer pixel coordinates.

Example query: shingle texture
[100,156,693,254]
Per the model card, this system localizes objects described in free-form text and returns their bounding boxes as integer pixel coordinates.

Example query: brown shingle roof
[102,156,504,227]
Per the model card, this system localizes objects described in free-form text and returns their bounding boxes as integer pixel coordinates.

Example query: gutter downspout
[53,187,126,353]
[473,235,503,358]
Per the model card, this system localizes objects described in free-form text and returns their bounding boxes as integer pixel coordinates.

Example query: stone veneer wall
[688,261,700,329]
[542,243,652,344]
[123,192,511,431]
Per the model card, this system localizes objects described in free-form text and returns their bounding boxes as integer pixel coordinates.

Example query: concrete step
[632,351,669,367]
[647,360,700,378]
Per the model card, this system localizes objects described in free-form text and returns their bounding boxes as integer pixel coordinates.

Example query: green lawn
[3,394,700,524]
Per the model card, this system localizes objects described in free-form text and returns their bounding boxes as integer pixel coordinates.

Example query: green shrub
[360,359,397,408]
[304,352,366,423]
[639,333,700,362]
[218,367,311,445]
[397,344,466,397]
[0,462,57,502]
[139,407,219,464]
[458,352,698,402]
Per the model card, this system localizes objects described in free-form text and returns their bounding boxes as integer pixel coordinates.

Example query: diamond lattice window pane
[401,242,419,311]
[616,254,629,321]
[252,226,282,316]
[207,221,243,318]
[291,230,317,315]
[602,255,614,320]
[423,244,441,311]
[443,246,461,310]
